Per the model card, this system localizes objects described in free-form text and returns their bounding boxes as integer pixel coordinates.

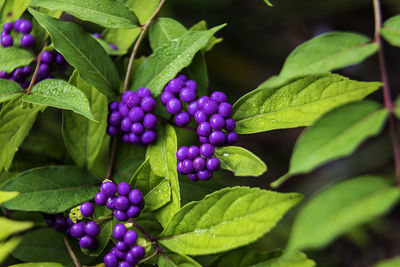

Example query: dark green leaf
[159,186,303,255]
[287,176,400,251]
[30,9,120,97]
[374,257,400,267]
[0,47,35,72]
[381,15,400,47]
[9,263,65,267]
[0,166,100,213]
[132,24,225,96]
[147,123,180,227]
[149,18,187,50]
[0,79,24,103]
[261,32,378,89]
[0,217,33,241]
[62,72,107,169]
[183,52,208,97]
[158,252,201,267]
[233,74,381,134]
[0,98,45,172]
[30,0,138,28]
[214,146,267,177]
[22,79,95,120]
[272,101,388,187]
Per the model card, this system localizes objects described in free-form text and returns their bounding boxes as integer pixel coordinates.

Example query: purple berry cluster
[42,213,75,233]
[161,74,238,181]
[0,65,32,89]
[1,19,35,48]
[107,88,158,145]
[92,33,118,51]
[103,224,145,267]
[94,181,144,222]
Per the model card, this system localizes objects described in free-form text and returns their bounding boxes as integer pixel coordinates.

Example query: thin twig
[122,0,167,93]
[63,234,82,267]
[138,249,159,264]
[129,219,155,241]
[26,43,48,94]
[106,137,118,179]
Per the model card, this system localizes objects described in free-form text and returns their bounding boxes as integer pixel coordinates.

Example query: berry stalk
[63,234,82,267]
[26,42,47,95]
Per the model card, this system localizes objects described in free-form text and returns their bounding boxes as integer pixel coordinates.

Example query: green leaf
[374,257,400,267]
[263,0,273,6]
[0,237,21,264]
[124,0,159,25]
[261,32,378,89]
[233,74,382,134]
[0,98,45,172]
[272,101,388,187]
[62,72,107,169]
[30,9,120,97]
[394,96,400,120]
[102,27,140,53]
[159,186,303,255]
[0,190,18,204]
[0,79,24,103]
[0,0,31,22]
[0,217,33,241]
[287,176,400,251]
[95,37,127,56]
[132,24,225,96]
[0,47,35,72]
[158,252,201,267]
[131,159,172,211]
[381,15,400,47]
[22,79,95,121]
[12,228,91,265]
[214,146,267,177]
[0,166,99,213]
[183,52,208,97]
[85,216,111,257]
[149,18,187,51]
[9,263,65,267]
[189,20,223,52]
[30,0,138,28]
[147,123,180,227]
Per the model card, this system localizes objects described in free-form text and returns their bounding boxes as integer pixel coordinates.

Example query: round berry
[128,107,144,122]
[185,80,197,90]
[79,235,94,249]
[141,130,156,144]
[115,196,130,211]
[125,252,139,265]
[40,51,54,63]
[179,87,196,102]
[129,189,143,205]
[113,224,127,240]
[177,74,187,82]
[104,253,118,267]
[225,118,236,131]
[109,101,119,111]
[70,223,85,238]
[174,112,190,127]
[117,182,131,196]
[203,100,218,115]
[194,110,208,124]
[198,169,212,180]
[200,143,215,158]
[209,131,226,146]
[37,63,50,78]
[207,157,220,171]
[18,20,32,33]
[161,91,174,105]
[193,156,206,171]
[118,103,129,117]
[131,122,144,135]
[84,221,100,236]
[167,78,184,93]
[3,22,13,33]
[137,87,152,98]
[197,122,212,137]
[102,181,117,197]
[129,133,140,144]
[143,113,158,129]
[22,65,32,76]
[12,68,24,82]
[218,102,233,117]
[109,44,118,50]
[112,248,126,260]
[1,34,13,47]
[20,81,29,89]
[56,53,67,65]
[124,230,138,245]
[126,205,140,218]
[0,71,10,79]
[120,117,132,132]
[122,91,140,108]
[210,91,227,103]
[197,96,210,109]
[226,132,238,145]
[80,202,94,217]
[130,245,145,259]
[94,192,107,205]
[93,33,102,38]
[188,101,199,116]
[122,134,130,144]
[199,136,209,144]
[177,161,184,173]
[107,125,118,136]
[20,34,35,47]
[182,159,194,174]
[176,146,189,161]
[188,146,200,159]
[116,241,129,251]
[114,210,129,221]
[13,19,23,31]
[188,173,199,181]
[209,114,225,130]
[109,111,121,126]
[166,98,182,114]
[140,96,156,112]
[54,216,67,232]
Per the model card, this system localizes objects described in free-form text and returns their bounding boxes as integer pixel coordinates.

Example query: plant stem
[122,0,167,93]
[26,43,48,94]
[129,219,155,241]
[63,234,82,267]
[138,249,159,264]
[106,137,118,179]
[373,0,400,186]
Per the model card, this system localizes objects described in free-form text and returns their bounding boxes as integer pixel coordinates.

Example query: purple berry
[113,224,127,240]
[122,134,130,144]
[104,253,118,267]
[56,53,67,65]
[124,230,138,245]
[200,143,215,158]
[130,122,144,135]
[102,181,117,197]
[107,125,118,136]
[114,210,129,221]
[116,241,129,251]
[13,19,23,31]
[141,130,156,144]
[136,87,152,98]
[185,80,197,90]
[130,245,145,259]
[1,34,13,47]
[176,146,189,161]
[225,118,236,131]
[188,101,199,115]
[226,131,238,145]
[174,112,190,127]
[177,161,184,173]
[84,221,100,236]
[199,136,209,144]
[118,103,129,117]
[80,202,94,217]
[128,107,144,122]
[128,189,143,205]
[161,91,174,105]
[197,122,212,137]
[188,173,199,181]
[12,68,24,82]
[198,169,213,180]
[206,157,220,171]
[115,196,130,211]
[188,146,200,159]
[122,91,140,108]
[41,51,54,63]
[93,33,102,38]
[3,22,13,33]
[209,131,226,146]
[94,192,107,205]
[179,87,196,102]
[109,101,119,111]
[143,113,158,129]
[22,66,32,76]
[20,34,35,47]
[193,157,206,171]
[182,159,194,174]
[109,111,121,126]
[197,96,210,109]
[125,252,139,265]
[126,205,140,218]
[111,248,126,259]
[177,74,187,81]
[140,96,156,112]
[54,216,67,232]
[109,44,118,50]
[209,114,225,130]
[210,91,227,103]
[167,78,184,93]
[120,117,132,132]
[117,182,131,196]
[203,100,218,115]
[79,235,94,249]
[0,71,10,79]
[194,110,208,124]
[17,20,32,33]
[129,133,140,144]
[37,63,50,78]
[218,102,233,118]
[70,223,85,238]
[166,98,182,114]
[20,81,29,89]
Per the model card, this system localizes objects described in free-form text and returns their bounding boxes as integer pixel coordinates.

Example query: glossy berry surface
[101,181,117,197]
[113,224,127,240]
[117,182,131,196]
[85,221,100,236]
[20,34,35,47]
[1,34,13,47]
[128,189,143,205]
[124,230,138,245]
[80,202,94,217]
